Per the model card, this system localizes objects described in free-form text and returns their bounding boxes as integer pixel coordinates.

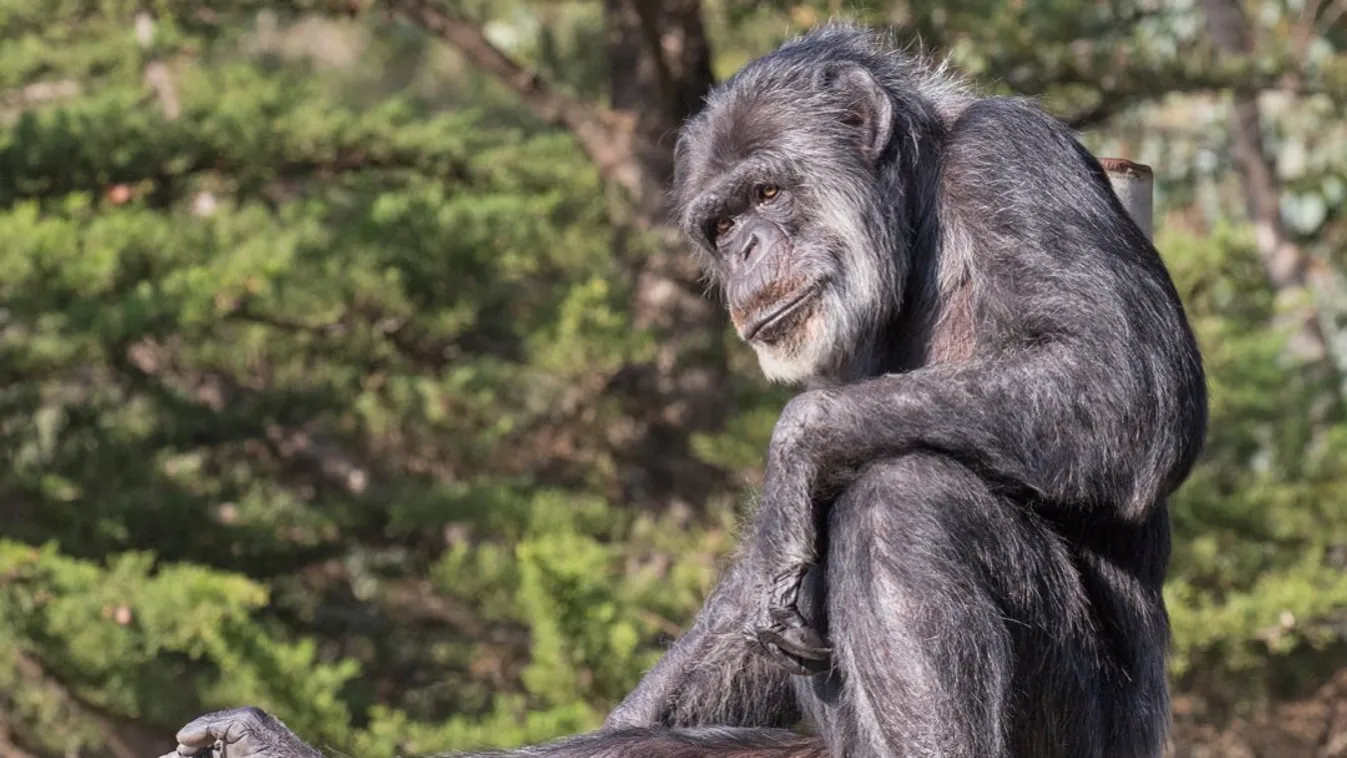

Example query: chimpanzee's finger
[754,627,831,675]
[769,624,832,662]
[166,706,325,758]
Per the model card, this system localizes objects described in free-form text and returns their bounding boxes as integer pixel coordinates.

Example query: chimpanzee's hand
[158,707,323,758]
[744,562,832,676]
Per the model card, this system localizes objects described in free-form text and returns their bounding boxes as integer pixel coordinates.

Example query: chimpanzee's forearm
[774,343,1200,524]
[448,727,824,758]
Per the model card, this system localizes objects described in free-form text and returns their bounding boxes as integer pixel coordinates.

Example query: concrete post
[1099,158,1154,242]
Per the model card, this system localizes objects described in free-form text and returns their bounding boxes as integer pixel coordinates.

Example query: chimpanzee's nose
[736,218,781,264]
[739,228,761,262]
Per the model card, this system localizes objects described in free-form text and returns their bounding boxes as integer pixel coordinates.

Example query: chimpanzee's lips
[744,283,823,343]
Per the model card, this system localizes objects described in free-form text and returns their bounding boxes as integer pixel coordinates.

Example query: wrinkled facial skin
[683,166,875,385]
[701,180,828,359]
[672,57,916,386]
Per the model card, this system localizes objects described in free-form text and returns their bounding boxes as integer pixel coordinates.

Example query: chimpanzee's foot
[159,707,323,758]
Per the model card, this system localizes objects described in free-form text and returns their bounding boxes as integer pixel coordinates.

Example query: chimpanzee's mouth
[745,282,824,343]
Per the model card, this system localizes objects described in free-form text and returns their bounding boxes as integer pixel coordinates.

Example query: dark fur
[602,24,1204,758]
[160,23,1206,758]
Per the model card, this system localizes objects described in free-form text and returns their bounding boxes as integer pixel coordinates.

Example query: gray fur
[158,22,1207,758]
[616,21,1206,758]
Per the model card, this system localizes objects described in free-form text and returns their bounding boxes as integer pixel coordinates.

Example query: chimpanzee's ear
[820,62,894,163]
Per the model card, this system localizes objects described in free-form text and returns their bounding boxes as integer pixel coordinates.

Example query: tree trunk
[393,0,734,512]
[602,0,732,513]
[1199,0,1340,387]
[604,0,714,195]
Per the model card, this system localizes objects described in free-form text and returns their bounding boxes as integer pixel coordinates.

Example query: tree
[2,1,1347,756]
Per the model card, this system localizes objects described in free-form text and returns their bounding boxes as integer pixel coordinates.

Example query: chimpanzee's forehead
[674,87,833,196]
[696,98,798,167]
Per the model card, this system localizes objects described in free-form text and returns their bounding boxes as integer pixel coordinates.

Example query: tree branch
[1198,0,1342,412]
[384,0,665,215]
[6,144,471,207]
[0,715,39,758]
[1030,50,1342,130]
[11,651,160,758]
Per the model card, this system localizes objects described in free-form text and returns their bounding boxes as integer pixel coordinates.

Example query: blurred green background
[0,1,1344,756]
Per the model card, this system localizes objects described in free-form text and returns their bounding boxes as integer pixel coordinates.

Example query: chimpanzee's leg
[793,453,1115,758]
[163,517,806,758]
[606,549,802,730]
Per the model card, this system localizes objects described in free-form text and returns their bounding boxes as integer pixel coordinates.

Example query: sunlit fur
[672,26,971,385]
[162,22,1208,758]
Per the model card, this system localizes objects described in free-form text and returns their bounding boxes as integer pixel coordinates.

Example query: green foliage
[1163,225,1347,701]
[0,3,731,754]
[0,541,360,754]
[0,0,1345,756]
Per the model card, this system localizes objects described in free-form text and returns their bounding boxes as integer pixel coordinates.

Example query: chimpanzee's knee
[827,452,1009,573]
[811,453,1115,758]
[807,454,1016,757]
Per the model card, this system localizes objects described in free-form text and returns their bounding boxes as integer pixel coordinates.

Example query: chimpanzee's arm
[746,334,1205,667]
[162,707,825,758]
[160,542,803,758]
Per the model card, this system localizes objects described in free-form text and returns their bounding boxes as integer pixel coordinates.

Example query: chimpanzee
[159,22,1206,758]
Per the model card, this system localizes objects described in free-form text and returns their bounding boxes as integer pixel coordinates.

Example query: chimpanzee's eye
[757,185,780,203]
[714,217,734,237]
